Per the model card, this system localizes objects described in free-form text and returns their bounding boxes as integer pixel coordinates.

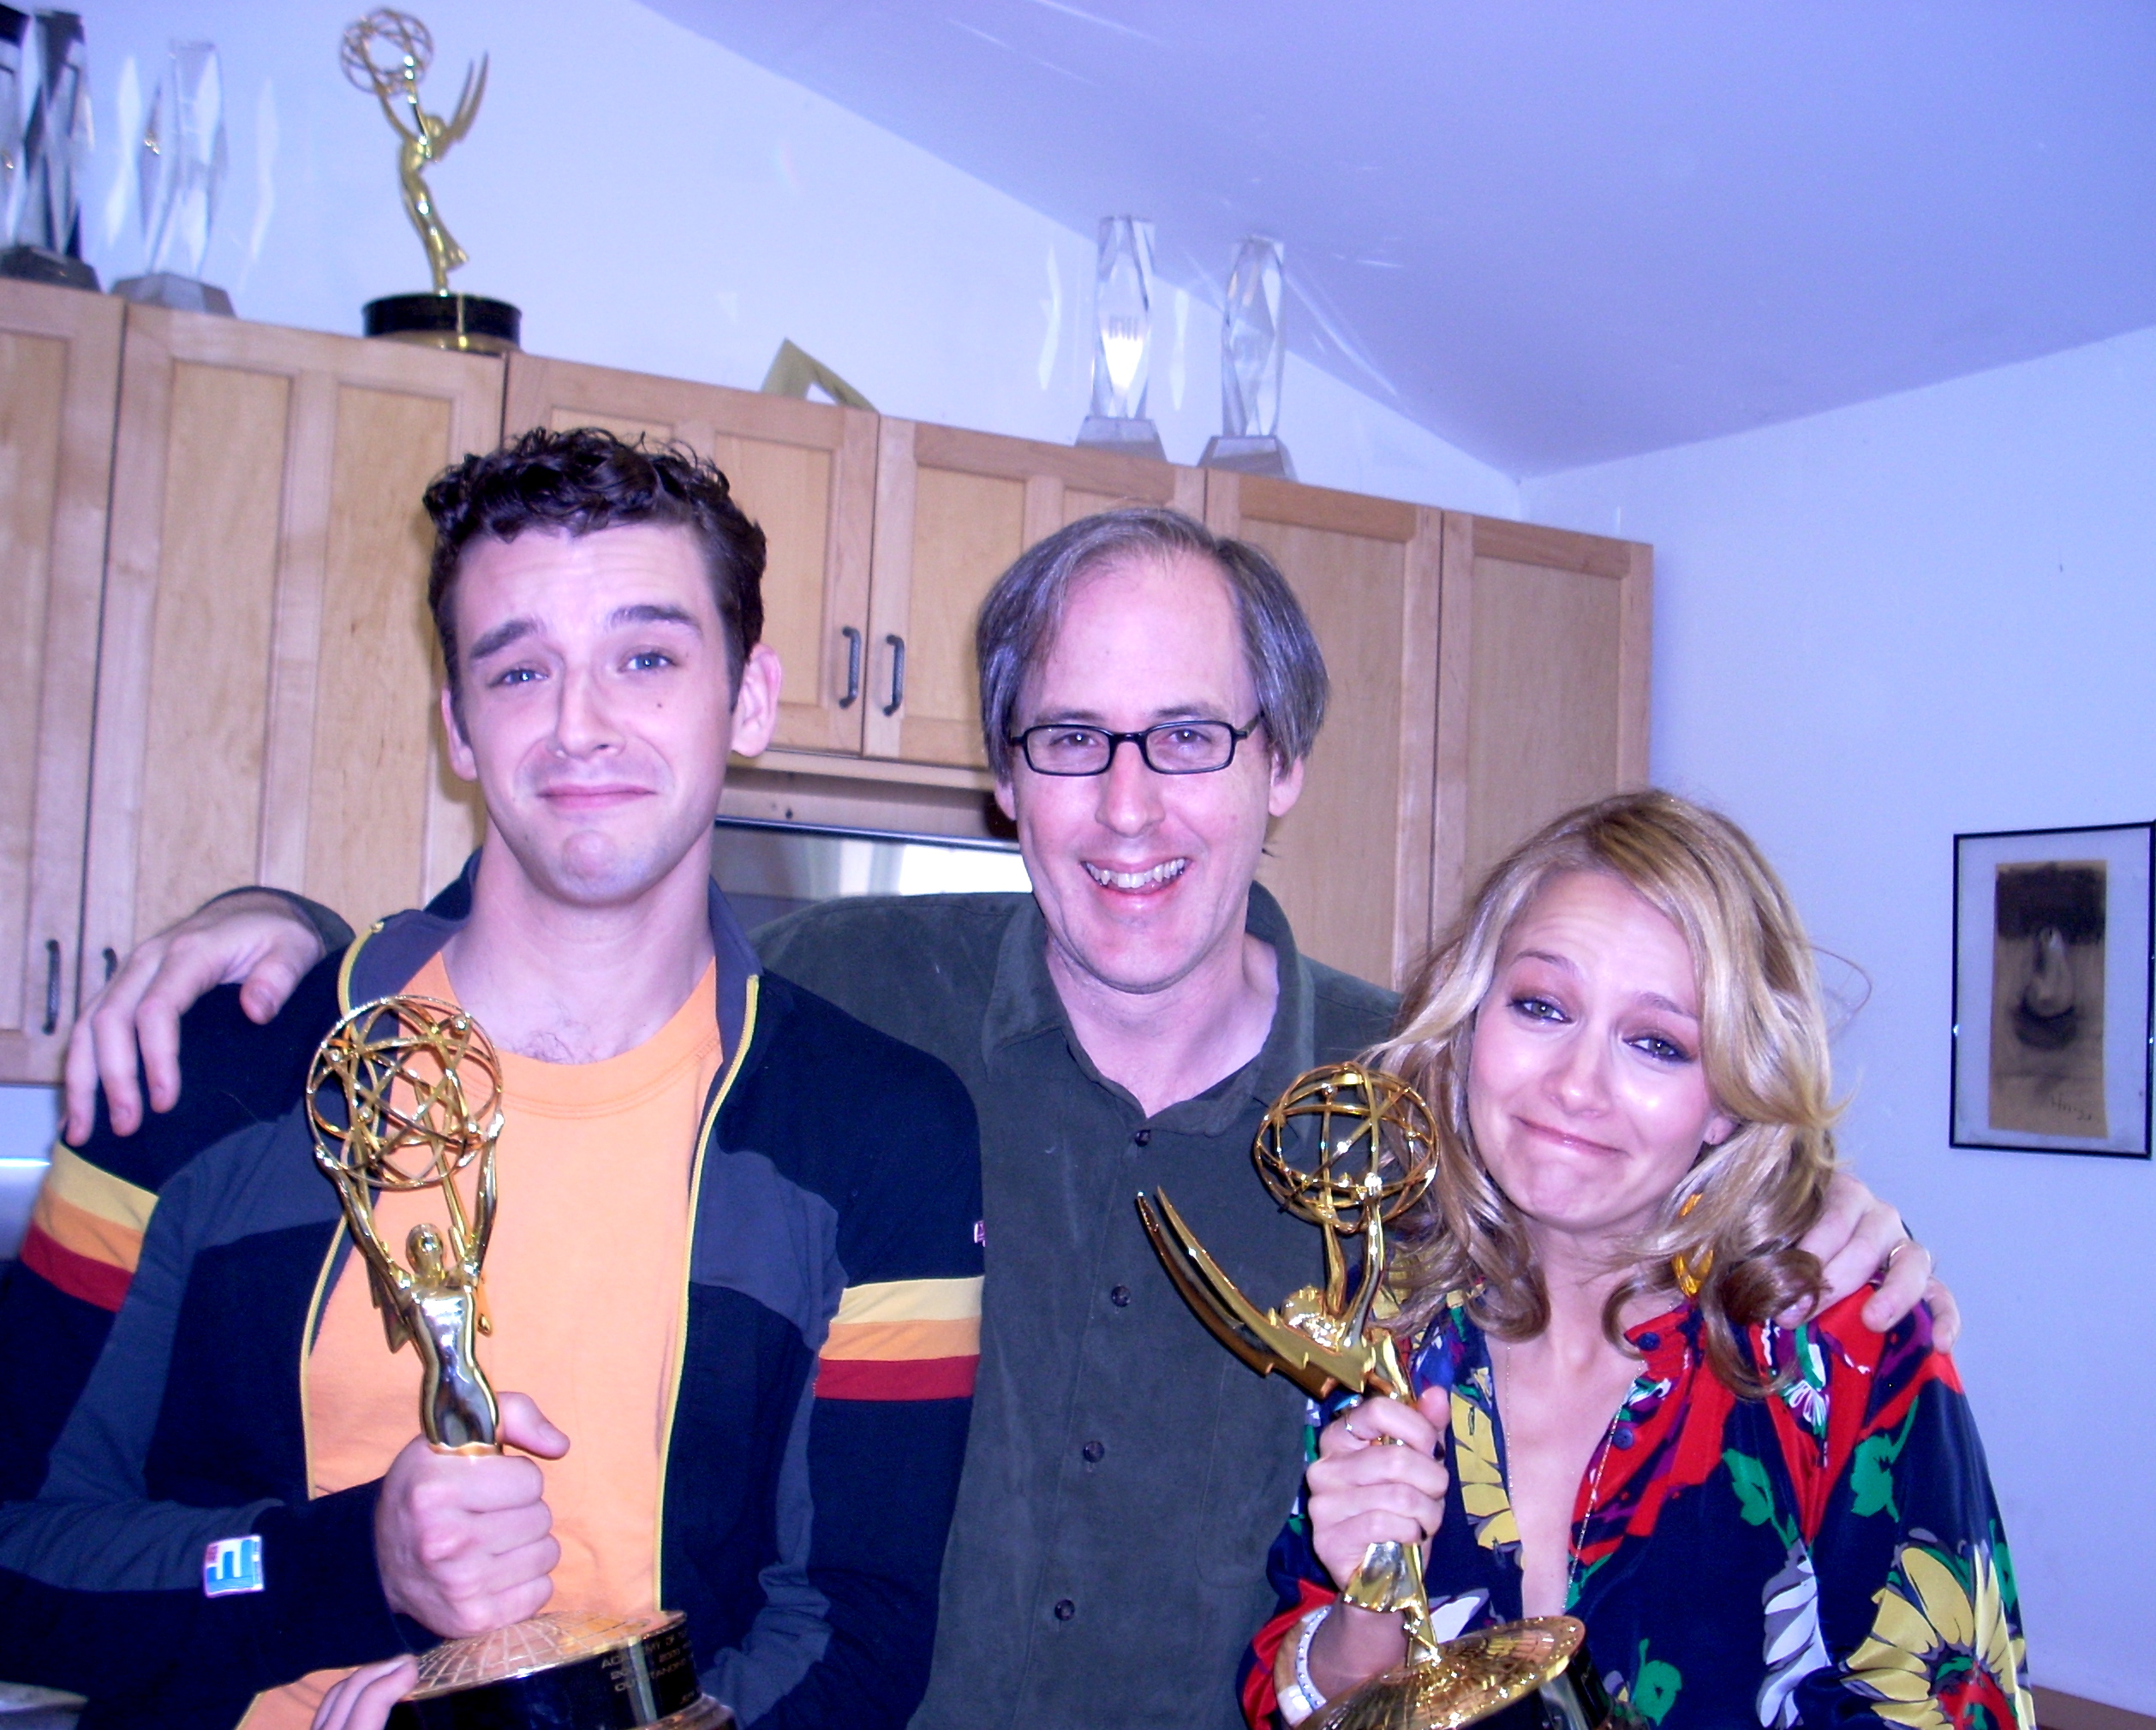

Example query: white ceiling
[642,1,2156,477]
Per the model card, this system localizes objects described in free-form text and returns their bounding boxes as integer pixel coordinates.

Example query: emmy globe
[308,996,728,1730]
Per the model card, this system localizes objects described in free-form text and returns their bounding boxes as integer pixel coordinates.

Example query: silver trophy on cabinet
[1076,215,1166,462]
[0,7,98,290]
[115,40,234,314]
[1201,236,1294,480]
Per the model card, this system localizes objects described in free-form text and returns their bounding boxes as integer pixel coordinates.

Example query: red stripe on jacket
[815,1355,978,1400]
[21,1225,133,1311]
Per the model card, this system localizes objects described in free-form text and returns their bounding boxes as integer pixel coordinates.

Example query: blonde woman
[1247,791,2029,1730]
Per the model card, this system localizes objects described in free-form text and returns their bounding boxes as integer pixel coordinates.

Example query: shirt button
[1133,1127,1152,1146]
[1612,1424,1636,1450]
[1082,1440,1105,1464]
[1109,1285,1132,1307]
[1053,1598,1076,1621]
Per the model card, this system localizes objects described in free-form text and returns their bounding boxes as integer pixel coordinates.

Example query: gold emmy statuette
[308,997,730,1730]
[1136,1065,1614,1730]
[339,9,520,352]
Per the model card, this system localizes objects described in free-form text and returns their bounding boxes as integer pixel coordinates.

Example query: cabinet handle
[882,634,907,717]
[42,939,60,1035]
[837,626,863,708]
[103,947,118,982]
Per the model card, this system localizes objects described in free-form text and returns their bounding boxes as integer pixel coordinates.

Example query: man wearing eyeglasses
[47,506,1944,1730]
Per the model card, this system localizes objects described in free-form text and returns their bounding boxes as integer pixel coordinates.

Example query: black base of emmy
[366,291,522,355]
[384,1612,729,1730]
[0,244,99,292]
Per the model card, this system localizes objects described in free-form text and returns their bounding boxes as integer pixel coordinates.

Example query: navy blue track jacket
[0,875,982,1728]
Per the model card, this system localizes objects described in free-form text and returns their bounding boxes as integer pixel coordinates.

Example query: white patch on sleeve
[202,1534,263,1596]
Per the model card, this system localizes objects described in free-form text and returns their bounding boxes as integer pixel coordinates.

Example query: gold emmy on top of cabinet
[341,8,522,353]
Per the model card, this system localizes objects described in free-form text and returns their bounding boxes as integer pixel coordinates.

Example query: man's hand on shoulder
[374,1393,570,1640]
[1792,1169,1961,1351]
[63,890,330,1143]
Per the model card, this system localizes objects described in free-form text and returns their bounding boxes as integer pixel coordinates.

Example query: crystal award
[116,40,234,314]
[1,8,98,290]
[1201,236,1295,480]
[1076,215,1166,462]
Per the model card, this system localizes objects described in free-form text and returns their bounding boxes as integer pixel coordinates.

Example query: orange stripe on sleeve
[821,1317,979,1363]
[29,1189,146,1278]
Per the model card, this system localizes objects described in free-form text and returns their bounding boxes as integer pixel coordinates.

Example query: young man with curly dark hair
[0,428,982,1730]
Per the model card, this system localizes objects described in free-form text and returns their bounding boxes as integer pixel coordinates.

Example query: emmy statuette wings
[307,996,729,1730]
[1136,1063,1613,1730]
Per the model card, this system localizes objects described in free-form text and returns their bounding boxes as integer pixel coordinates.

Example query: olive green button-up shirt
[754,886,1397,1730]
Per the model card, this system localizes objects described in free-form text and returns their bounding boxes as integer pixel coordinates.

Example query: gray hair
[974,506,1329,778]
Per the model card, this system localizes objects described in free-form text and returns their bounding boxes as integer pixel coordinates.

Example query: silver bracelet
[1277,1602,1332,1726]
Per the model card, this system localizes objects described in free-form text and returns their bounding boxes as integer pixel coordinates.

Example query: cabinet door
[83,308,502,970]
[503,357,876,757]
[1431,514,1651,928]
[866,422,1204,768]
[1205,472,1442,988]
[0,282,122,1081]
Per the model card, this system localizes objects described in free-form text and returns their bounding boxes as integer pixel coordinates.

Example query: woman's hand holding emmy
[1303,1387,1452,1697]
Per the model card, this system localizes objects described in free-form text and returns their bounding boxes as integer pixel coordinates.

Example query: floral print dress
[1241,1288,2032,1730]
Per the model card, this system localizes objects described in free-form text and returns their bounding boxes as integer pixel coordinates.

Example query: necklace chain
[1566,1392,1630,1610]
[1496,1335,1634,1614]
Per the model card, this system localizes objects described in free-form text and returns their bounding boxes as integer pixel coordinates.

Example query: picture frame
[1950,822,2153,1157]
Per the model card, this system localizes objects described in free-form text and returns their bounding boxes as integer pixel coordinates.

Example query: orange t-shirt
[244,955,722,1729]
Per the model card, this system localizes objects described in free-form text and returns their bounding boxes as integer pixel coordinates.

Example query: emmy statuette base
[1312,1620,1612,1730]
[365,292,523,355]
[384,1611,730,1730]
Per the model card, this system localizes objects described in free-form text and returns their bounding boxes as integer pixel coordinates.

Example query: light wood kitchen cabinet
[80,307,502,1003]
[866,421,1204,768]
[1205,474,1650,988]
[503,355,878,757]
[1203,472,1445,989]
[0,292,1651,1083]
[1430,513,1651,927]
[0,281,122,1081]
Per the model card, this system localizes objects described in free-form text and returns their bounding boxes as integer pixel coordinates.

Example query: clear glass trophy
[115,40,235,315]
[1076,215,1166,462]
[0,11,23,248]
[1,8,99,291]
[1202,236,1295,480]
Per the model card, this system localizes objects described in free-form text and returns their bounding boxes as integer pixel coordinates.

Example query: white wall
[0,0,1522,1200]
[1524,324,2156,1712]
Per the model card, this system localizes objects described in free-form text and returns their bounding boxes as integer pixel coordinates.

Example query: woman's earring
[1670,1190,1714,1299]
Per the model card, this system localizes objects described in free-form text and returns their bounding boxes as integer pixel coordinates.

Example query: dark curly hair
[423,426,767,706]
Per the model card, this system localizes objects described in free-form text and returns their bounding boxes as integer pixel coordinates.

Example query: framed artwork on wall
[1950,822,2153,1157]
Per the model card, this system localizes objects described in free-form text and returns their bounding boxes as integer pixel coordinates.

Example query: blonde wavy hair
[1377,790,1840,1395]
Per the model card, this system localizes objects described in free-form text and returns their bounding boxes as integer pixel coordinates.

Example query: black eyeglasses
[1006,716,1263,777]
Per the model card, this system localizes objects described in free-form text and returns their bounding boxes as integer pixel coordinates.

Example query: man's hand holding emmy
[376,1393,570,1640]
